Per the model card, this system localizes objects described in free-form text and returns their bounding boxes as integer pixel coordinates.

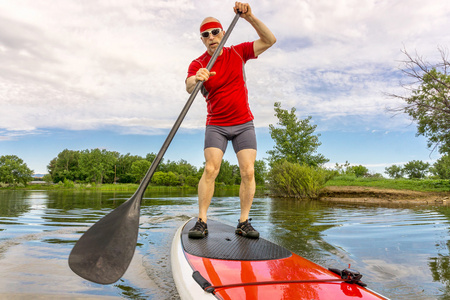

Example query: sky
[1,0,449,176]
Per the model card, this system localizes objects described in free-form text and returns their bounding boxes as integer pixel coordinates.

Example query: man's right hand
[195,68,216,83]
[186,68,216,94]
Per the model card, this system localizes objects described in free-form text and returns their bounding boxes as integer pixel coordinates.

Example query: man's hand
[185,68,216,94]
[234,2,252,19]
[233,1,276,57]
[195,68,216,83]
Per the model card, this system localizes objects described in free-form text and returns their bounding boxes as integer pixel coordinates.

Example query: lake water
[1,189,450,299]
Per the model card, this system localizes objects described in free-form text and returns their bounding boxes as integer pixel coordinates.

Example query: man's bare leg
[197,147,223,223]
[236,149,257,222]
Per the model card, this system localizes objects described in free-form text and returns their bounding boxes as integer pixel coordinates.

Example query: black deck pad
[181,219,292,261]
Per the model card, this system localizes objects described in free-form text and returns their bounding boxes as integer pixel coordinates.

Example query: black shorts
[204,121,257,153]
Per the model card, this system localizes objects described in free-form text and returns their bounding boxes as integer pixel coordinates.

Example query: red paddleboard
[171,218,389,300]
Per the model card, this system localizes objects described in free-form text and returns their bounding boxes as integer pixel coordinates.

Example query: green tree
[79,149,118,184]
[216,160,240,185]
[151,171,180,186]
[131,159,151,183]
[47,149,81,183]
[430,155,450,179]
[385,164,405,179]
[347,165,369,177]
[254,159,267,185]
[163,159,198,177]
[390,49,450,154]
[0,155,34,186]
[267,102,328,167]
[403,160,430,179]
[116,153,143,183]
[185,175,200,187]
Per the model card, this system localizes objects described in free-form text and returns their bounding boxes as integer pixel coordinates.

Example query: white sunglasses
[200,28,222,38]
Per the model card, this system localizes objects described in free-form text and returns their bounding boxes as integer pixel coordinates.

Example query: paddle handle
[135,12,242,198]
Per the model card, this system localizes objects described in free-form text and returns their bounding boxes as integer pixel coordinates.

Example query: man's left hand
[234,2,252,18]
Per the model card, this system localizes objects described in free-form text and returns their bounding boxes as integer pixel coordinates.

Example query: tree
[430,154,450,179]
[389,48,450,154]
[216,160,240,185]
[347,165,369,177]
[47,149,80,183]
[116,153,143,183]
[254,159,267,185]
[131,159,151,183]
[0,155,34,186]
[403,160,430,179]
[185,175,200,187]
[151,171,180,186]
[385,165,405,179]
[267,102,328,167]
[79,149,118,184]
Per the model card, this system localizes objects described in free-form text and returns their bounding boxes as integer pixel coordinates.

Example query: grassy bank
[1,182,244,194]
[2,182,195,192]
[2,177,449,194]
[326,176,450,193]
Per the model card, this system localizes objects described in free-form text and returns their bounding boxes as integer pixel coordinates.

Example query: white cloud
[1,0,450,138]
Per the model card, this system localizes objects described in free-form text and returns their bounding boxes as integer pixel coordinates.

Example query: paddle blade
[69,196,141,284]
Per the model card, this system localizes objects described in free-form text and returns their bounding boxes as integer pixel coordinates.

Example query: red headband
[200,21,223,33]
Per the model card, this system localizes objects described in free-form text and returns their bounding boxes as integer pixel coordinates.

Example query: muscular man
[186,2,276,239]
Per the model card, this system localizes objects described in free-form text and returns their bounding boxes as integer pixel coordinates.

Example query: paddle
[68,12,242,285]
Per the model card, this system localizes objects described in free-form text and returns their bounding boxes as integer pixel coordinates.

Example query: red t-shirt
[187,42,257,126]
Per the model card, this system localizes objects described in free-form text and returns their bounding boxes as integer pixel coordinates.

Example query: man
[186,2,276,239]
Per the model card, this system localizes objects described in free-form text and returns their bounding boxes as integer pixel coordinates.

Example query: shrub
[268,160,334,199]
[430,155,450,179]
[403,160,430,179]
[385,165,405,179]
[347,165,369,177]
[185,175,200,187]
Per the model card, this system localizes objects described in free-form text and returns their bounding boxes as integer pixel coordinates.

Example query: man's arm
[234,2,276,57]
[186,69,216,94]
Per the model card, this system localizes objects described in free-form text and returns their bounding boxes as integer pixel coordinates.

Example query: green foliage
[131,159,151,183]
[216,160,240,185]
[394,50,450,154]
[41,149,268,187]
[254,160,267,185]
[267,102,328,167]
[79,149,119,184]
[405,69,450,154]
[430,154,450,179]
[403,160,430,179]
[333,161,371,177]
[185,175,200,187]
[267,160,334,199]
[385,164,405,179]
[346,165,369,177]
[326,175,450,192]
[116,153,144,183]
[151,171,180,186]
[0,155,34,186]
[47,149,80,182]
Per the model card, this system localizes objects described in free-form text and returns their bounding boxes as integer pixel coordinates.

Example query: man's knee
[203,161,221,179]
[240,165,255,181]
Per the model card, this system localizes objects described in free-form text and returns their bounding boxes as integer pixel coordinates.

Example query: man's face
[201,28,225,55]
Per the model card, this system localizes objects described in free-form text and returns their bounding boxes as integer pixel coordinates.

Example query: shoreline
[320,186,450,205]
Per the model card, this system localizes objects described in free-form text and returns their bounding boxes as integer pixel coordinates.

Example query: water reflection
[267,199,340,265]
[0,190,450,299]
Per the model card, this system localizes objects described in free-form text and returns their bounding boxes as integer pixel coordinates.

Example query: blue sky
[1,0,448,175]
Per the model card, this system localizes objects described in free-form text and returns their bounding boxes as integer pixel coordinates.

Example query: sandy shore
[320,186,450,205]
